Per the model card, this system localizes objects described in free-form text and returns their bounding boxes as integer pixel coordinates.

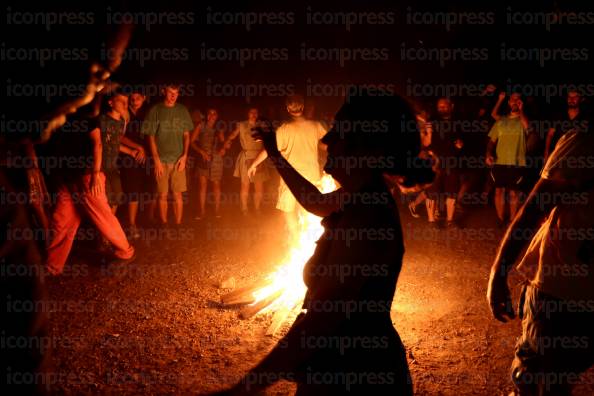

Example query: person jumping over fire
[214,90,435,395]
[247,95,326,241]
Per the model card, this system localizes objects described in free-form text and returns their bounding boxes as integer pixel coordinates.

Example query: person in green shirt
[142,85,192,225]
[486,92,530,226]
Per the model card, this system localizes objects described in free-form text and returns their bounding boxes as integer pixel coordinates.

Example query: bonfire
[221,174,337,335]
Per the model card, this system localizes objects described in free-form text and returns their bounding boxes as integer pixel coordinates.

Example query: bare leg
[425,199,436,222]
[212,181,221,216]
[240,180,250,213]
[254,181,264,211]
[494,187,506,222]
[413,190,426,207]
[158,192,168,224]
[509,190,521,221]
[172,192,183,224]
[128,201,139,226]
[198,175,207,218]
[445,197,456,222]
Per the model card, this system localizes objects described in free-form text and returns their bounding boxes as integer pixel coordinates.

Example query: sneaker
[408,202,420,218]
[446,220,458,229]
[194,213,205,221]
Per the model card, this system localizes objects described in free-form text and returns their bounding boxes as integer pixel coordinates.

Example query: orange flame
[252,174,338,314]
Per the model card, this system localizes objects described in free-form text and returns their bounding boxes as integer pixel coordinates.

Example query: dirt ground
[45,199,594,395]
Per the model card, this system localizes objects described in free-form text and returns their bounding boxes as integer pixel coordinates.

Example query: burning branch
[220,174,337,336]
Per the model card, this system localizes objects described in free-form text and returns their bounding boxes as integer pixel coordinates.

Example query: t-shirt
[141,103,193,164]
[275,117,327,182]
[98,114,125,172]
[488,116,527,166]
[238,121,262,152]
[516,130,594,301]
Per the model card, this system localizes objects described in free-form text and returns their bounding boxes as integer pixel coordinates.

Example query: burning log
[265,302,302,336]
[240,290,283,319]
[220,279,273,306]
[266,305,291,336]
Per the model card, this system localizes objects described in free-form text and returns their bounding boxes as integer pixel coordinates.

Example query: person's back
[276,116,326,182]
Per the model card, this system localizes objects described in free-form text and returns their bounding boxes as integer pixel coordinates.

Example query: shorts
[103,169,125,206]
[156,163,187,194]
[233,150,269,183]
[511,283,594,395]
[196,154,224,182]
[426,168,460,199]
[490,165,525,190]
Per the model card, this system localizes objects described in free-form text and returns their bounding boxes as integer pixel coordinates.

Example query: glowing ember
[252,174,338,315]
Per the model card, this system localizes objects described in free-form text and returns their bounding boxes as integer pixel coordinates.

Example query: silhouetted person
[1,140,49,396]
[214,91,434,395]
[487,128,594,395]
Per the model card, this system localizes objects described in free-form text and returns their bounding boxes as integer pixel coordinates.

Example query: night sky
[3,0,594,134]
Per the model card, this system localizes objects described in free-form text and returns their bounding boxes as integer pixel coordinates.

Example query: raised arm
[491,92,506,121]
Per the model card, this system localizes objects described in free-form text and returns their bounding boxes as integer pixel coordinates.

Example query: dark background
[3,0,594,136]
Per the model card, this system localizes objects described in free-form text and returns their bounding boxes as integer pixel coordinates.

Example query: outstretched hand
[251,119,278,154]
